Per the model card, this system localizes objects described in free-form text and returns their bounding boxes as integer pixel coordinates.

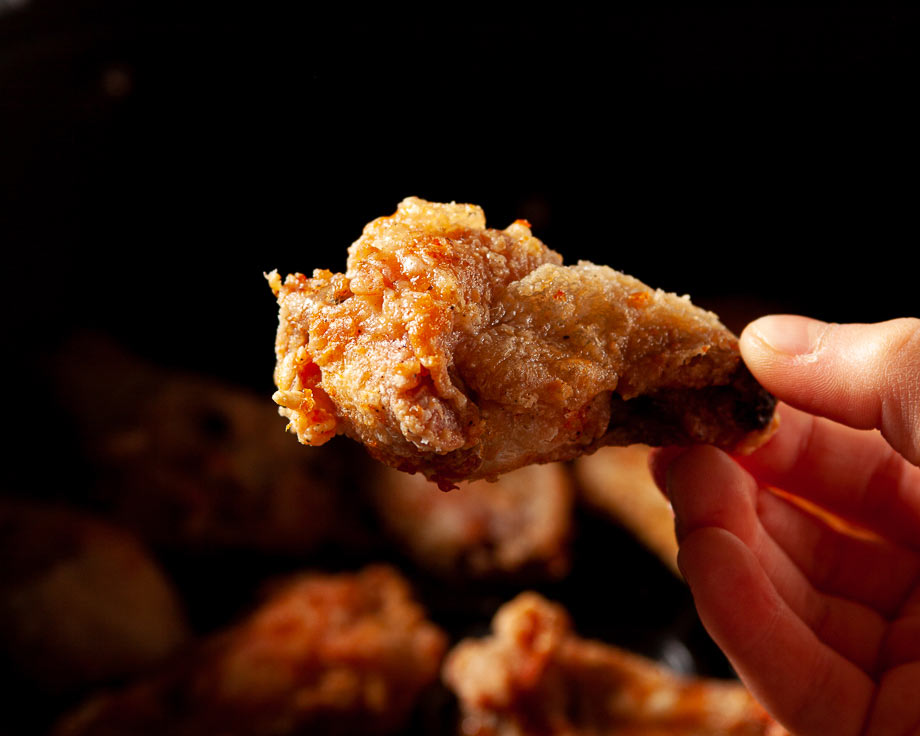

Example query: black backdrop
[3,5,917,391]
[0,4,918,733]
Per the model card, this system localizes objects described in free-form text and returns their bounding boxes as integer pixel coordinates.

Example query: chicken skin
[442,592,786,736]
[270,198,775,487]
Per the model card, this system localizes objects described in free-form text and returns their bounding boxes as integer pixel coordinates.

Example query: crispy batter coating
[442,592,787,736]
[367,461,572,579]
[574,445,681,576]
[54,565,447,736]
[270,197,775,487]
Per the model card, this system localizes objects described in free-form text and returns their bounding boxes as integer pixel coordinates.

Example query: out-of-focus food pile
[1,333,786,735]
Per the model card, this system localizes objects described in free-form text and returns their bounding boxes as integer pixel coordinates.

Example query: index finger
[738,403,920,552]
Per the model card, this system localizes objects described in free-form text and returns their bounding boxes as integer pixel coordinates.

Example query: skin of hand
[650,315,920,736]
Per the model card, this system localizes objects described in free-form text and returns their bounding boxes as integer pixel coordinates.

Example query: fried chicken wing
[270,197,775,487]
[442,592,786,736]
[367,461,572,579]
[54,565,447,736]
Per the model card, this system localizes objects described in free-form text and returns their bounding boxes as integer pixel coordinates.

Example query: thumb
[740,315,920,466]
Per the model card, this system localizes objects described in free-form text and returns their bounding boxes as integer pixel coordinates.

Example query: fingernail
[749,315,830,357]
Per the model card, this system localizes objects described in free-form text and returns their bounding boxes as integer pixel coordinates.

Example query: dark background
[2,5,917,396]
[0,4,917,732]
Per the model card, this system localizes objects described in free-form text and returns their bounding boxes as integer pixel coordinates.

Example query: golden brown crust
[54,565,447,736]
[442,592,787,736]
[270,197,776,486]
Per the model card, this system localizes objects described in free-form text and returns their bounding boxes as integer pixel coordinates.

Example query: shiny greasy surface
[271,198,774,487]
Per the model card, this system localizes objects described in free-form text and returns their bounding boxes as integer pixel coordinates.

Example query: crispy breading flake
[270,198,776,487]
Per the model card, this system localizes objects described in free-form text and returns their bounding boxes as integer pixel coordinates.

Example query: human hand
[651,316,920,736]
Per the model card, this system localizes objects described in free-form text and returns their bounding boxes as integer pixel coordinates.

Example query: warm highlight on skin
[651,315,920,736]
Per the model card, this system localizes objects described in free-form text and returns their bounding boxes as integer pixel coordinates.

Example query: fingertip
[741,315,831,359]
[739,315,784,370]
[666,444,747,502]
[740,316,835,397]
[741,316,920,464]
[648,446,688,498]
[666,446,760,544]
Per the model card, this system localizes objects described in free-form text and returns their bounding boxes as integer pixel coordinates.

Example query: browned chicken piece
[49,333,363,554]
[367,461,572,579]
[0,500,190,695]
[443,592,787,736]
[54,565,447,736]
[574,445,681,576]
[270,197,776,488]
